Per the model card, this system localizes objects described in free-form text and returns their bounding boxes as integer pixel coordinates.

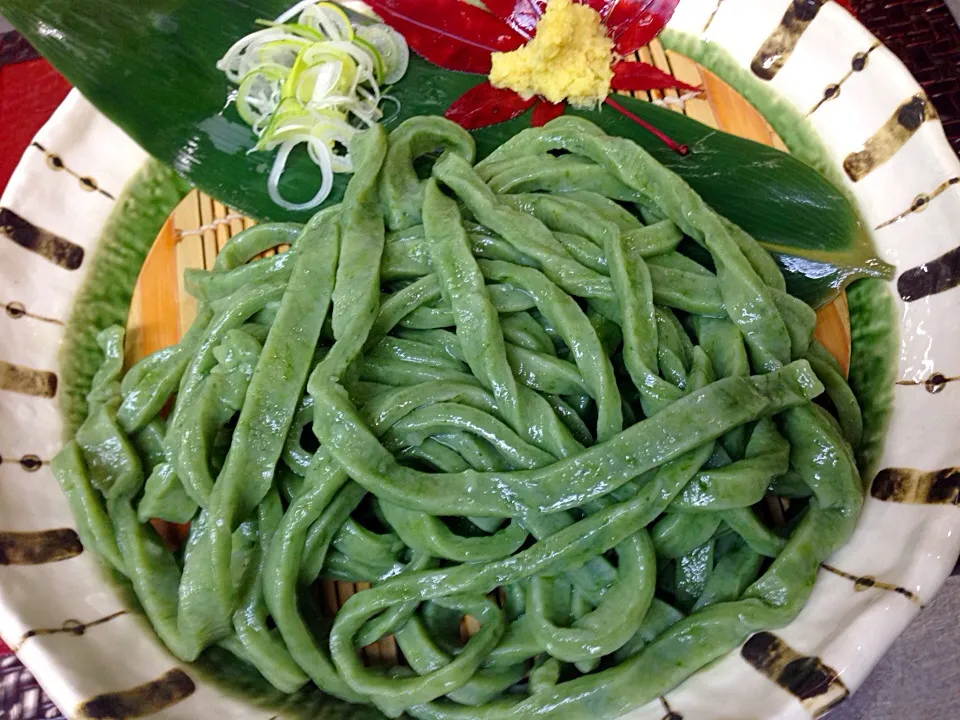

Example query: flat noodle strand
[52,116,864,719]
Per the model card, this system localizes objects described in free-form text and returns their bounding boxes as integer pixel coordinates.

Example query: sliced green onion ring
[218,1,410,211]
[356,24,409,85]
[302,3,355,42]
[268,138,334,212]
[353,36,385,84]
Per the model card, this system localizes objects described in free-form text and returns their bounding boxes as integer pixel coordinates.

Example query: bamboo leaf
[0,0,890,307]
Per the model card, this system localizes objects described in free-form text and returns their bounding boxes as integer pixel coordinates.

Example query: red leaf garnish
[531,99,566,126]
[576,0,619,19]
[483,0,546,38]
[605,0,680,54]
[365,0,524,74]
[445,82,538,130]
[604,96,688,155]
[611,61,699,92]
[485,0,622,37]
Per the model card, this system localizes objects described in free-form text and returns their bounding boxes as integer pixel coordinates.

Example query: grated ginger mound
[489,0,614,108]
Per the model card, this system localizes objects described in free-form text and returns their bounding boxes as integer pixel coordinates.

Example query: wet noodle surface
[53,116,863,719]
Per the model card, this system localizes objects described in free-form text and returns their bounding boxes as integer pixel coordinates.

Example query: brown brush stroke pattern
[806,44,880,116]
[701,0,725,33]
[0,454,46,471]
[896,372,959,394]
[17,454,44,471]
[0,207,84,270]
[31,142,117,201]
[741,632,848,716]
[75,669,196,719]
[897,243,960,302]
[876,177,960,230]
[821,564,922,606]
[843,95,939,182]
[0,529,83,565]
[750,0,825,81]
[0,360,58,398]
[13,611,127,652]
[3,300,64,325]
[659,695,683,720]
[871,467,960,505]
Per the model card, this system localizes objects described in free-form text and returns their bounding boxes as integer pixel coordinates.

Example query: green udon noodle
[53,115,863,719]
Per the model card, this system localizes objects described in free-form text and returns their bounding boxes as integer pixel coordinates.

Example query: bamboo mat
[124,41,853,667]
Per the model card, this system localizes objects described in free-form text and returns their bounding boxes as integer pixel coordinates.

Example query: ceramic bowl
[1,0,959,718]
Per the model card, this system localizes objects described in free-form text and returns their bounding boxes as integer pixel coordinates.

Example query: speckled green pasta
[52,117,864,719]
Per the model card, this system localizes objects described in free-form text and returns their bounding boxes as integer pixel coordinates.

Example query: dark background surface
[854,0,960,154]
[0,1,958,718]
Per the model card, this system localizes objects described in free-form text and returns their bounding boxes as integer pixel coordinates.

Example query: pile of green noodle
[53,115,864,719]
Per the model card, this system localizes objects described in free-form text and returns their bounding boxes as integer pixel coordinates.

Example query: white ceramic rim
[1,1,958,718]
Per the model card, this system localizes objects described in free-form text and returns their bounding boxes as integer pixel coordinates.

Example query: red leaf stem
[604,96,688,155]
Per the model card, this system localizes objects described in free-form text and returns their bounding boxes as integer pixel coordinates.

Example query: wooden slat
[213,199,232,254]
[647,40,683,113]
[815,292,852,375]
[700,68,779,146]
[636,46,658,102]
[461,615,481,642]
[664,50,717,126]
[377,633,399,667]
[172,191,205,335]
[769,129,789,153]
[229,208,247,238]
[126,217,182,362]
[336,582,357,614]
[351,582,382,665]
[321,579,341,616]
[198,191,219,271]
